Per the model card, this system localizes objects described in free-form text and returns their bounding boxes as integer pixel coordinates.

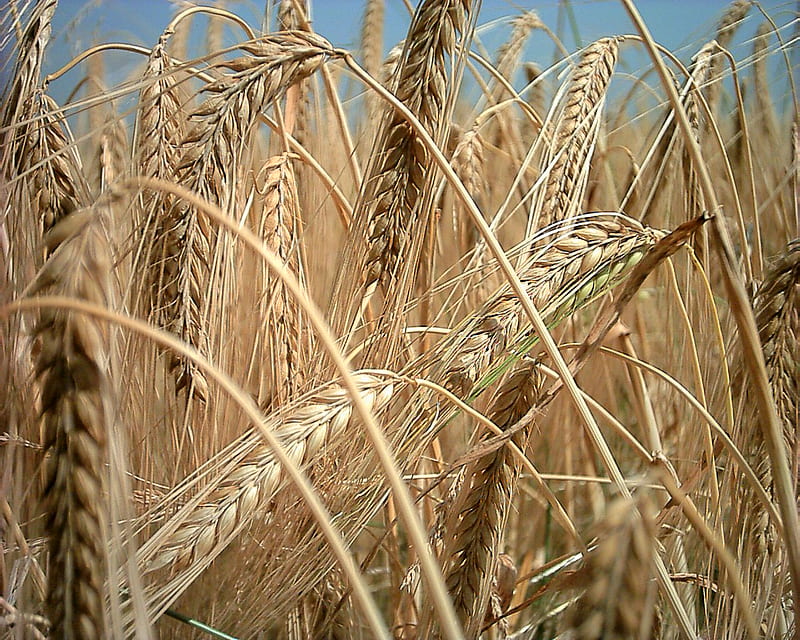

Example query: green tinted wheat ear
[538,38,619,229]
[31,204,114,640]
[433,214,662,397]
[562,496,658,639]
[444,360,543,638]
[155,32,337,400]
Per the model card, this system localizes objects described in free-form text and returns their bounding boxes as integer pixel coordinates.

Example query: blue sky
[2,1,796,108]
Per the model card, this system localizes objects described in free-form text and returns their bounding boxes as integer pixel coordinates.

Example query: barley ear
[32,203,114,640]
[562,495,658,639]
[444,360,543,638]
[538,38,619,228]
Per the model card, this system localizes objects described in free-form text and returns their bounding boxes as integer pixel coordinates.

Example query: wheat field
[0,0,798,638]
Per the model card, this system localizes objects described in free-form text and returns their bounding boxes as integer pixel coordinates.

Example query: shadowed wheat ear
[752,22,777,143]
[276,1,311,142]
[150,31,337,401]
[754,239,799,456]
[537,38,619,229]
[443,359,543,638]
[734,239,800,497]
[562,495,658,639]
[724,238,799,636]
[30,203,114,640]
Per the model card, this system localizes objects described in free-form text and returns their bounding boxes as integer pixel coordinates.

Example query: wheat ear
[339,0,474,321]
[493,10,542,99]
[434,213,662,398]
[752,239,800,486]
[154,31,336,401]
[705,0,752,118]
[562,495,658,639]
[141,373,394,574]
[538,38,619,229]
[0,0,57,135]
[444,360,543,637]
[255,153,306,405]
[31,203,113,640]
[360,0,385,80]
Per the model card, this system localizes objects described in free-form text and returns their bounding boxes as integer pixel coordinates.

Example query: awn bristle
[32,204,114,640]
[444,360,543,638]
[538,38,619,228]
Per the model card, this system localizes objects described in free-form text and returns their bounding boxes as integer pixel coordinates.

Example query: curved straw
[340,49,697,637]
[123,176,463,640]
[1,294,390,639]
[621,4,800,633]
